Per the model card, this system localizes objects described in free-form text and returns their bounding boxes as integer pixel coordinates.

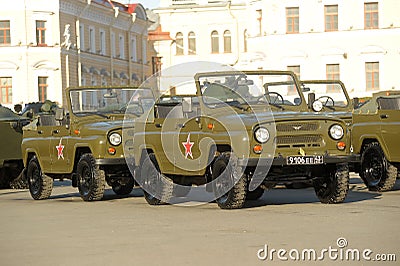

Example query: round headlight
[329,124,344,140]
[109,132,122,146]
[254,127,270,143]
[312,100,323,112]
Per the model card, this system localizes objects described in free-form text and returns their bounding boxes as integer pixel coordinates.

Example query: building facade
[152,0,400,97]
[0,0,149,108]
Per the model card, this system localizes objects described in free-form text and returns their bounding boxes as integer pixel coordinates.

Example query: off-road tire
[360,142,397,192]
[212,153,247,209]
[141,153,173,205]
[246,186,264,201]
[27,157,53,200]
[112,177,134,196]
[77,153,106,201]
[313,163,349,204]
[10,169,28,189]
[0,168,10,189]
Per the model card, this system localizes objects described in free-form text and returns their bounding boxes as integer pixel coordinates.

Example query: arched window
[188,31,196,55]
[243,29,248,53]
[211,30,219,54]
[176,32,184,55]
[223,30,231,53]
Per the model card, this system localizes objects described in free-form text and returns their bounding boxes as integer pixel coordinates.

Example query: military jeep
[352,90,400,191]
[0,105,30,188]
[22,86,153,201]
[131,71,353,209]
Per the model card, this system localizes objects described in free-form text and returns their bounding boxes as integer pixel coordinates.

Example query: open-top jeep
[130,70,353,209]
[22,86,153,201]
[352,90,400,191]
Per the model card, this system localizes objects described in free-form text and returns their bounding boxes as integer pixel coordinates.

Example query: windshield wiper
[227,101,249,111]
[76,111,110,119]
[324,105,336,111]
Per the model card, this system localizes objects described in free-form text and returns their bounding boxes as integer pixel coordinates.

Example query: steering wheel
[317,96,335,107]
[257,92,284,105]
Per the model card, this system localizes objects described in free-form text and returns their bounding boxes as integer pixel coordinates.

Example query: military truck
[22,86,153,201]
[351,90,400,191]
[0,105,30,188]
[131,71,354,209]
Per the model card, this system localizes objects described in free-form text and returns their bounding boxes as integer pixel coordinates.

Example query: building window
[111,32,116,57]
[79,24,84,51]
[256,9,262,36]
[243,30,248,53]
[0,77,12,104]
[0,21,11,45]
[365,2,378,29]
[188,31,196,55]
[89,27,95,52]
[366,62,379,91]
[38,77,48,102]
[223,30,231,53]
[325,5,338,32]
[119,35,125,59]
[286,7,299,34]
[131,36,137,62]
[287,65,300,95]
[211,30,219,54]
[326,64,340,92]
[36,20,46,46]
[175,32,183,55]
[99,30,106,55]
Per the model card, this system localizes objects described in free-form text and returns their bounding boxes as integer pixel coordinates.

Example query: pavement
[0,174,399,266]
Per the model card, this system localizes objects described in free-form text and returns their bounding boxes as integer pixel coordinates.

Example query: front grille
[276,122,319,132]
[275,135,322,148]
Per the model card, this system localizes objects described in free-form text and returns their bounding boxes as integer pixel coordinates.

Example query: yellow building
[0,0,150,108]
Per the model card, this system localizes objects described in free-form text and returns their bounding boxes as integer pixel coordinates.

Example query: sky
[119,0,161,9]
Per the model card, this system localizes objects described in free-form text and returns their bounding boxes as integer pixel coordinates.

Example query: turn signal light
[337,141,346,151]
[74,129,80,135]
[108,147,116,155]
[207,123,214,130]
[253,145,263,154]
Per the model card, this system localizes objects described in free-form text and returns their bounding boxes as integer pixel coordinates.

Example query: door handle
[155,123,162,128]
[38,130,43,134]
[177,123,185,128]
[53,129,60,134]
[380,114,389,119]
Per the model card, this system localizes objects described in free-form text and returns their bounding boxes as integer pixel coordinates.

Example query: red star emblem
[182,133,194,159]
[56,138,65,160]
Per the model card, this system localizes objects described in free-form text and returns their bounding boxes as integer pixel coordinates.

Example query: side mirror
[308,92,315,109]
[55,108,65,121]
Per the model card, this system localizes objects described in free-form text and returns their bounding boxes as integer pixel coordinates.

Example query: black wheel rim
[363,150,383,187]
[79,164,92,196]
[30,164,41,195]
[315,173,335,199]
[214,163,231,204]
[143,162,161,201]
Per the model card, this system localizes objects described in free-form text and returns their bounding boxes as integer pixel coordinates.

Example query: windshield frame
[67,86,155,117]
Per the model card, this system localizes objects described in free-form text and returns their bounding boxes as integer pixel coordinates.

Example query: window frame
[286,7,299,34]
[188,31,196,55]
[36,20,47,46]
[365,62,379,91]
[324,5,338,32]
[223,30,232,53]
[38,76,48,102]
[0,20,11,45]
[364,2,379,29]
[175,32,184,55]
[211,30,219,54]
[0,77,12,104]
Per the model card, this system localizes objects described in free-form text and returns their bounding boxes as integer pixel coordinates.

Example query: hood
[80,120,124,133]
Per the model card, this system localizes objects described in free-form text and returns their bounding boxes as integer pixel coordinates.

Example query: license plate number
[287,155,324,165]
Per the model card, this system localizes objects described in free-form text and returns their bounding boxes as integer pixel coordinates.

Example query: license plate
[287,155,324,165]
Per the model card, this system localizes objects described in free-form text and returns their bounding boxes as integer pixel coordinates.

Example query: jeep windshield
[301,80,351,111]
[197,71,303,110]
[69,87,154,117]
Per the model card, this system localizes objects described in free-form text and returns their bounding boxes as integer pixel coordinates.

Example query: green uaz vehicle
[352,90,400,191]
[22,86,153,201]
[0,105,30,188]
[130,71,354,209]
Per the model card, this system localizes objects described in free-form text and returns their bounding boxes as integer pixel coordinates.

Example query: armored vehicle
[352,90,400,191]
[0,105,30,188]
[131,71,353,209]
[22,86,153,201]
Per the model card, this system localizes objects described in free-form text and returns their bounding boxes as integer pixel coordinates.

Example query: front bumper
[95,158,127,165]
